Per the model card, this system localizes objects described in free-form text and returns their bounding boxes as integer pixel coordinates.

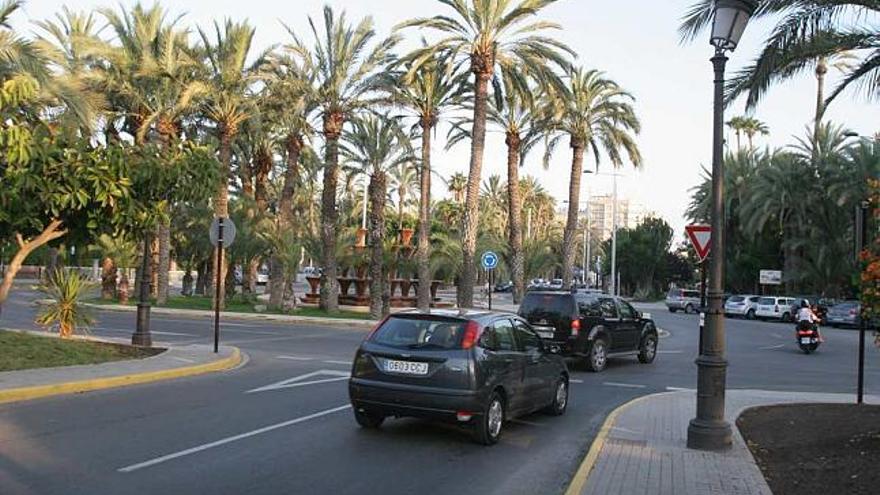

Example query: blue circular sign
[481,251,499,270]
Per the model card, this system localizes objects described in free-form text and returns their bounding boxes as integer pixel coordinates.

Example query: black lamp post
[687,0,757,451]
[131,232,153,347]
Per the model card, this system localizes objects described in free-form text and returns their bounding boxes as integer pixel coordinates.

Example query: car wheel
[782,312,791,323]
[585,338,608,372]
[473,392,505,445]
[668,308,677,313]
[746,309,755,320]
[353,408,384,429]
[638,333,658,364]
[685,304,695,314]
[544,377,569,416]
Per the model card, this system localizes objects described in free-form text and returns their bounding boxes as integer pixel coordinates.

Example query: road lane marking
[118,405,351,473]
[657,350,683,354]
[171,357,196,364]
[569,379,584,384]
[276,355,315,361]
[322,360,352,366]
[666,387,694,392]
[759,344,785,350]
[602,382,646,389]
[93,327,193,337]
[246,370,351,393]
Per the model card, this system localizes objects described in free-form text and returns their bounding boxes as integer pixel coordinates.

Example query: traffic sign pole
[213,218,224,354]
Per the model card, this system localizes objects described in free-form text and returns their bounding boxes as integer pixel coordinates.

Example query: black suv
[349,310,569,445]
[518,291,658,372]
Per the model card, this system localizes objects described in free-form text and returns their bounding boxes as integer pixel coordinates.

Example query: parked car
[827,301,861,328]
[665,288,701,314]
[348,310,569,445]
[256,268,269,286]
[755,296,797,321]
[724,295,761,319]
[494,281,513,293]
[517,291,658,372]
[548,278,564,290]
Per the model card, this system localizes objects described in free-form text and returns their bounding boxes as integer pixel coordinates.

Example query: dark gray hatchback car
[348,310,569,445]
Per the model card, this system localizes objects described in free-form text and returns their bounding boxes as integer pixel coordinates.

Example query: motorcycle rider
[796,300,823,342]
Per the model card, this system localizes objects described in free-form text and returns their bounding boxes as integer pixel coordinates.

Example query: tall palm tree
[680,1,879,114]
[383,53,465,311]
[389,161,419,230]
[340,115,412,318]
[726,115,748,150]
[447,172,467,203]
[544,68,642,289]
[197,19,263,309]
[741,116,769,149]
[399,0,573,308]
[287,6,398,312]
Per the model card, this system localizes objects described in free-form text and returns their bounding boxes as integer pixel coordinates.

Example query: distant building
[587,195,651,241]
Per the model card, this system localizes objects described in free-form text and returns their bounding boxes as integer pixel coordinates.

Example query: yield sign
[686,224,712,262]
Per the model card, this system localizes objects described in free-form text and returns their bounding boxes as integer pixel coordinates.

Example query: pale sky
[20,0,878,243]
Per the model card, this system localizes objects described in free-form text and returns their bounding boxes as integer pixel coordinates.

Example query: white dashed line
[602,382,646,389]
[322,360,352,365]
[569,379,584,384]
[758,344,785,350]
[276,355,315,361]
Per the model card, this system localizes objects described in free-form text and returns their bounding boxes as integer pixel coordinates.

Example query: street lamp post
[687,0,756,452]
[610,173,618,297]
[131,233,152,347]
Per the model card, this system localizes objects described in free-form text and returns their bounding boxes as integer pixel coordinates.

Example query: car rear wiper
[408,342,448,349]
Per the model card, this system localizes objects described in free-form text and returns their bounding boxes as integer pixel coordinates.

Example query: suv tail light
[461,320,480,349]
[571,319,581,337]
[850,308,857,316]
[774,305,779,313]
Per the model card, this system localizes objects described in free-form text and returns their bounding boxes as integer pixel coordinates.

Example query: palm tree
[741,117,769,149]
[680,1,879,114]
[447,172,467,203]
[340,115,412,318]
[383,53,465,311]
[399,0,573,308]
[389,161,419,231]
[287,6,398,312]
[197,19,262,309]
[544,68,642,289]
[726,116,747,150]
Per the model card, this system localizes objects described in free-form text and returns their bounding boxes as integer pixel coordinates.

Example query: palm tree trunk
[150,231,159,299]
[562,141,585,290]
[255,145,272,213]
[369,172,387,319]
[813,57,827,164]
[320,114,343,312]
[459,72,491,308]
[270,135,303,309]
[211,128,232,310]
[736,130,742,151]
[506,133,525,304]
[156,219,171,305]
[101,257,117,300]
[417,121,433,311]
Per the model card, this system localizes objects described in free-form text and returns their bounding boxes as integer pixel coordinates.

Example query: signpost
[759,270,782,286]
[481,251,499,310]
[686,225,711,354]
[855,203,869,404]
[209,217,236,353]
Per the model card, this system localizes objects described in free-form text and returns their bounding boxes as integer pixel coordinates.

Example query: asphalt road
[0,290,877,495]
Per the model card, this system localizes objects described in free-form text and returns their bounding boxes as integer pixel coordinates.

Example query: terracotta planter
[390,279,402,297]
[430,280,441,301]
[356,265,367,279]
[354,279,368,297]
[306,276,321,295]
[400,228,415,247]
[339,277,352,296]
[355,228,368,248]
[400,279,412,298]
[118,277,130,305]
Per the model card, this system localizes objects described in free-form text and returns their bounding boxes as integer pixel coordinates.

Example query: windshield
[519,294,576,321]
[370,317,467,350]
[758,297,775,305]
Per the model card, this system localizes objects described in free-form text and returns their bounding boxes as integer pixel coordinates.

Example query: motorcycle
[796,320,821,354]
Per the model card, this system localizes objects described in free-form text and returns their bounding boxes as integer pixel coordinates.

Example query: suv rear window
[370,316,466,350]
[758,297,775,305]
[682,290,699,298]
[667,289,681,298]
[519,293,576,320]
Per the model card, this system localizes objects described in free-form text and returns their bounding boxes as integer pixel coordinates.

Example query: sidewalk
[570,389,880,495]
[0,343,241,404]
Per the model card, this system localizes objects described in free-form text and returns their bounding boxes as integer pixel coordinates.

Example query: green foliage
[35,269,96,338]
[601,217,675,296]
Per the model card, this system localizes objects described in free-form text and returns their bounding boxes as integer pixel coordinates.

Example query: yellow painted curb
[565,393,660,495]
[0,347,242,405]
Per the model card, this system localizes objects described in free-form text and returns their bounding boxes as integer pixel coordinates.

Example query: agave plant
[36,270,96,338]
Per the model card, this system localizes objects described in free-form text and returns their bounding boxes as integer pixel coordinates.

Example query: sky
[19,0,878,244]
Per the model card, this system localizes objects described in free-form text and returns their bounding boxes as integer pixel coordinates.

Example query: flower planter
[355,228,368,248]
[400,228,415,247]
[400,279,412,298]
[306,276,321,295]
[339,277,353,296]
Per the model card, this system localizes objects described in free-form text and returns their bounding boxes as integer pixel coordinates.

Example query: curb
[0,347,242,405]
[564,392,670,495]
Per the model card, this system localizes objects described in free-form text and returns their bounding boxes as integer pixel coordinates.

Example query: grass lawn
[87,296,372,320]
[0,330,162,372]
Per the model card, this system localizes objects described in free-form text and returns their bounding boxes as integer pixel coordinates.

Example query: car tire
[585,338,608,372]
[685,304,695,314]
[544,377,569,416]
[746,309,755,320]
[473,392,505,445]
[638,333,658,364]
[668,308,677,313]
[782,312,791,323]
[353,408,385,429]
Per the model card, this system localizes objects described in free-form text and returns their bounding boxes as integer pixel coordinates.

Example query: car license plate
[534,325,555,339]
[800,338,813,344]
[384,359,429,375]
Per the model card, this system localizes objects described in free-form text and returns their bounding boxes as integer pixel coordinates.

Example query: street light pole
[132,232,152,347]
[687,0,756,452]
[610,173,618,297]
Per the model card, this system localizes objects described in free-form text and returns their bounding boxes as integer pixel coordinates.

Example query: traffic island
[738,403,880,495]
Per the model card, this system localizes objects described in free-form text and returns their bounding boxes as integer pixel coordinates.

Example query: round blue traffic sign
[481,251,499,270]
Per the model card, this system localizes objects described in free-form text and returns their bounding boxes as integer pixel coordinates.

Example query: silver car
[666,288,701,314]
[724,295,760,319]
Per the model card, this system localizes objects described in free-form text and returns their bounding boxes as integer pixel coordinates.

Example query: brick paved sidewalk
[576,389,880,495]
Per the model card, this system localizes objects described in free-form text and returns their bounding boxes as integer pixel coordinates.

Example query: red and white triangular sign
[686,224,712,262]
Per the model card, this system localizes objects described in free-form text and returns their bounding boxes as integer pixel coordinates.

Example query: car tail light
[461,320,480,349]
[456,411,474,422]
[571,319,581,337]
[850,309,858,316]
[774,305,779,313]
[365,315,390,341]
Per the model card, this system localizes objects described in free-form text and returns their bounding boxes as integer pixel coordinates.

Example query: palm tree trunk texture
[150,231,159,299]
[101,257,117,300]
[211,129,232,310]
[506,132,525,304]
[369,172,387,319]
[562,142,585,290]
[269,135,302,309]
[417,122,433,311]
[458,72,491,308]
[156,220,171,305]
[813,57,827,163]
[320,117,342,312]
[255,145,272,213]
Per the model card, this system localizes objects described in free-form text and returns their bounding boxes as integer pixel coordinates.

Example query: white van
[755,296,796,321]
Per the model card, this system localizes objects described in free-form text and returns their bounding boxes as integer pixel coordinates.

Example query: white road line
[118,405,351,473]
[657,350,683,354]
[569,379,584,384]
[276,356,315,361]
[246,370,351,393]
[322,360,352,366]
[171,357,196,364]
[93,327,192,337]
[602,382,646,389]
[759,344,785,350]
[666,387,694,392]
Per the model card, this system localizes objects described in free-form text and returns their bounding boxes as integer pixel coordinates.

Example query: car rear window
[728,296,745,303]
[667,289,681,298]
[370,316,466,350]
[758,297,775,305]
[683,290,699,298]
[519,294,576,320]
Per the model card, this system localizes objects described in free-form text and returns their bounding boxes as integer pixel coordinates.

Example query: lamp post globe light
[687,0,757,451]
